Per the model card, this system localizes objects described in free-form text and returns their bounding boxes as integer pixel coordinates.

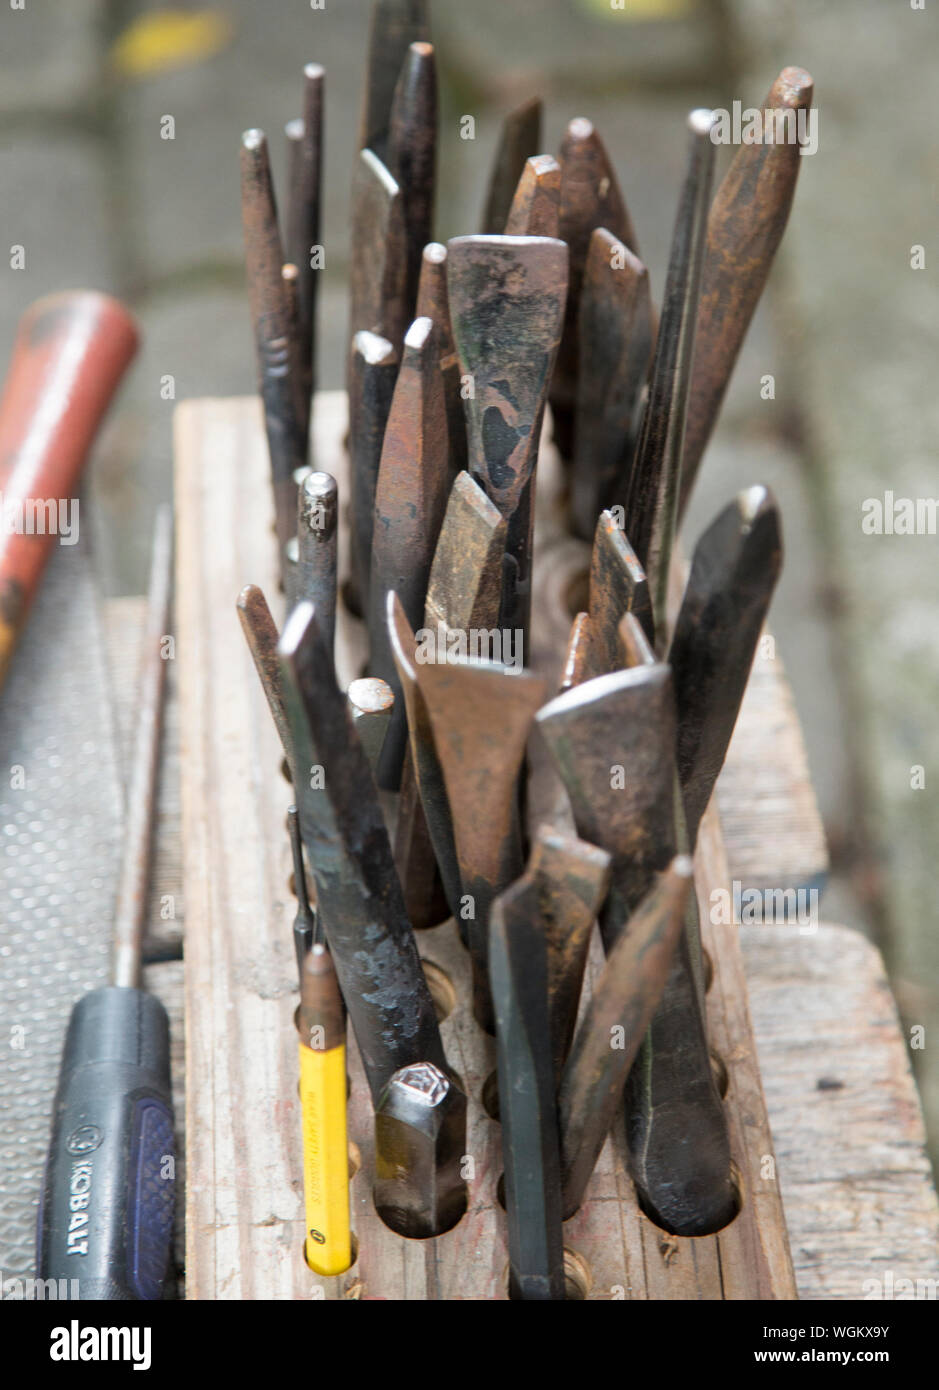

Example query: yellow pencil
[298,942,352,1276]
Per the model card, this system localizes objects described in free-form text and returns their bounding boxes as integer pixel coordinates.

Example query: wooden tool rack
[164,391,937,1300]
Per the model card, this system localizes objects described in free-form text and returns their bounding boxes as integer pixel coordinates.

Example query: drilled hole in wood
[373,1186,468,1240]
[502,1247,591,1300]
[280,755,293,784]
[422,959,456,1022]
[303,1230,358,1276]
[564,566,590,619]
[481,1069,500,1121]
[562,1247,592,1300]
[702,946,713,992]
[496,1171,506,1210]
[636,1163,743,1237]
[710,1049,729,1099]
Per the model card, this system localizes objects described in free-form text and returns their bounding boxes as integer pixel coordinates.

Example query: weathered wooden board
[171,390,931,1300]
[743,923,939,1301]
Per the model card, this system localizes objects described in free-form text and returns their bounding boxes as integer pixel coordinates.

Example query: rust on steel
[348,149,409,360]
[236,583,296,778]
[424,470,507,634]
[525,825,611,1086]
[359,0,430,163]
[240,129,307,564]
[393,472,506,929]
[536,663,676,949]
[679,68,814,520]
[538,664,734,1235]
[387,593,462,924]
[570,230,653,541]
[550,117,639,458]
[481,96,542,234]
[387,41,438,320]
[559,612,594,691]
[558,859,691,1217]
[504,154,561,239]
[624,110,716,642]
[446,233,568,649]
[415,654,547,1033]
[669,485,783,844]
[347,331,397,621]
[285,63,324,419]
[617,610,655,669]
[416,242,468,479]
[280,264,308,445]
[587,509,653,674]
[295,470,338,653]
[369,316,450,790]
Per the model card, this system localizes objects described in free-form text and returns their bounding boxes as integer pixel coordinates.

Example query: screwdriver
[37,507,175,1300]
[0,292,138,693]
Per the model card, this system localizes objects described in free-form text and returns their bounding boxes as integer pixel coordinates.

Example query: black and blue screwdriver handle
[37,985,175,1300]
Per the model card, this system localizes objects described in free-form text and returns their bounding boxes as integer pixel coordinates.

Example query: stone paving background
[1,1,938,1171]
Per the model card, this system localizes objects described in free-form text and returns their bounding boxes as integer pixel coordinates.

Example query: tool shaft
[112,507,173,990]
[490,888,565,1300]
[679,68,814,518]
[625,110,715,640]
[241,130,307,561]
[370,317,450,789]
[387,41,437,319]
[295,470,338,653]
[288,804,316,978]
[285,64,324,414]
[481,97,542,234]
[279,602,447,1101]
[237,584,296,777]
[558,860,691,1217]
[348,331,397,620]
[447,234,568,652]
[359,0,430,162]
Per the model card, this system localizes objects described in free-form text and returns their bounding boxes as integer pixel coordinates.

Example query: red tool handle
[0,291,138,687]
